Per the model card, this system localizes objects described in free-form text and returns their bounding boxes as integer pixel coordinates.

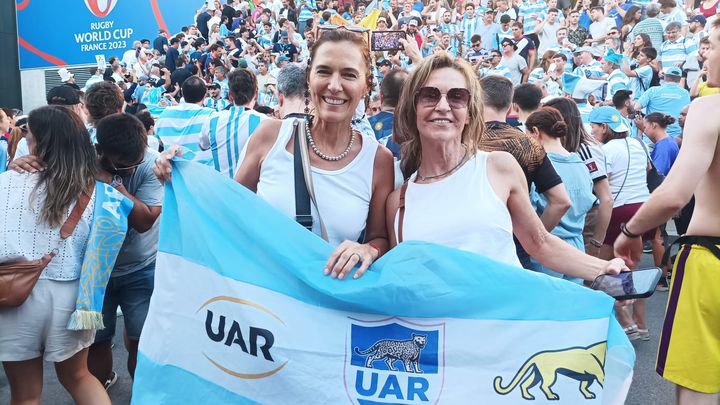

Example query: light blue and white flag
[133,160,635,405]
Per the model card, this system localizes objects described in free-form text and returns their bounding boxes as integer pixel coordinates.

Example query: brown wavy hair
[28,106,97,227]
[394,52,485,177]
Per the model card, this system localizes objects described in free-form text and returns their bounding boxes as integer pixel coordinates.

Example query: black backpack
[649,67,661,88]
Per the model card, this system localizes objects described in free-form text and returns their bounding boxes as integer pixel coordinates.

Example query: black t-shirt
[196,12,212,39]
[480,121,562,193]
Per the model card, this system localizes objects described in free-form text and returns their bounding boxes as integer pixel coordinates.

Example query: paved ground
[0,253,676,405]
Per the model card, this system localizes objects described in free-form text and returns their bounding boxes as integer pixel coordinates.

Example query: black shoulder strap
[293,120,313,231]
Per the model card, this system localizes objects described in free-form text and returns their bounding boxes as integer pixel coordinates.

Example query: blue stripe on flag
[159,160,623,322]
[133,352,262,404]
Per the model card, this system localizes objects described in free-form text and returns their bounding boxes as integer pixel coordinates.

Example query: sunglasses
[414,87,471,109]
[107,159,144,176]
[318,24,370,33]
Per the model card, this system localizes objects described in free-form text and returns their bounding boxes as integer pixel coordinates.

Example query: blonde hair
[394,52,485,177]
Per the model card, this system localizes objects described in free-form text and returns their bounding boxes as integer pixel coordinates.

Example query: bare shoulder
[373,143,395,171]
[690,95,720,124]
[246,118,284,156]
[486,150,523,176]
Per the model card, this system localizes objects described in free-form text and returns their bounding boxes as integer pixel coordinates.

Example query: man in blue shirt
[635,67,690,137]
[369,69,408,158]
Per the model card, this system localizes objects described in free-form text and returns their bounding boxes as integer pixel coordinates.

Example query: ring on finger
[351,253,361,261]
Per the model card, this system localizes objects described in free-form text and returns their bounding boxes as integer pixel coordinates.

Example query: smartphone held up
[371,30,405,52]
[591,267,663,300]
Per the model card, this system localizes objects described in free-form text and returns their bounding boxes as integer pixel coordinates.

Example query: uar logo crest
[84,0,118,18]
[345,317,445,404]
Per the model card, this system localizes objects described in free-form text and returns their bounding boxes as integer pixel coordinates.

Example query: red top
[699,0,719,17]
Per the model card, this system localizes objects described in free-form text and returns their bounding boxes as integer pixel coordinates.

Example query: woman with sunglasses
[156,30,394,281]
[0,106,110,405]
[387,53,627,281]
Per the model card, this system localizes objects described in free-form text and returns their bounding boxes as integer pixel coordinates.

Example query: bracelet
[620,222,642,238]
[589,238,603,248]
[367,241,380,259]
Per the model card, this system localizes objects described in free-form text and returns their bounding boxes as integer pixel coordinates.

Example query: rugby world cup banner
[132,160,635,404]
[15,0,200,69]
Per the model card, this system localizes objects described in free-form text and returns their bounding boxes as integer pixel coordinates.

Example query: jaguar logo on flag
[84,0,118,18]
[345,317,445,404]
[493,341,607,401]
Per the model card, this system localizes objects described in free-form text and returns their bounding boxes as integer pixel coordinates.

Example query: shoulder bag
[636,138,665,192]
[293,118,328,241]
[0,188,93,308]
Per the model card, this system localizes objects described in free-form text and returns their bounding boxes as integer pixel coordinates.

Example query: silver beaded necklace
[305,118,356,162]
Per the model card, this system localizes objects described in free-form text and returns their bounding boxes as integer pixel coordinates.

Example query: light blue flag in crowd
[132,160,635,404]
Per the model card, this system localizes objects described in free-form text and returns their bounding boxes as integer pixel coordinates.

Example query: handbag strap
[293,118,328,241]
[397,180,409,243]
[613,138,631,202]
[293,120,313,231]
[60,186,94,240]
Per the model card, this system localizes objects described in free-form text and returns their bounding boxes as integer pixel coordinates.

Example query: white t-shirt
[589,18,616,56]
[602,137,649,207]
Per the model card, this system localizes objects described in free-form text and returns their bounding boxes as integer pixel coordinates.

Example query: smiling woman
[232,29,394,280]
[386,53,629,283]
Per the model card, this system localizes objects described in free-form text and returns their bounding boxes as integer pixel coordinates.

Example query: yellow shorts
[656,237,720,393]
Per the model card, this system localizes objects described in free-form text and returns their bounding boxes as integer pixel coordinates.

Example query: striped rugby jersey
[204,97,231,112]
[438,22,461,54]
[519,0,548,35]
[605,69,630,101]
[156,103,215,166]
[660,38,697,70]
[458,15,481,49]
[480,64,512,79]
[200,106,268,178]
[573,60,605,79]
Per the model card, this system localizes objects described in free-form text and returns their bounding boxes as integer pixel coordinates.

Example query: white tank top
[257,119,378,247]
[394,152,521,267]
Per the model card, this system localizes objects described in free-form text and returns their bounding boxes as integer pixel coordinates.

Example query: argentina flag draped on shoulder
[133,160,635,404]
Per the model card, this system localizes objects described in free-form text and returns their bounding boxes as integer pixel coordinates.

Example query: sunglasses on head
[318,24,370,33]
[414,87,471,109]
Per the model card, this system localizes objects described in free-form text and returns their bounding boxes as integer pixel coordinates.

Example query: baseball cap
[238,58,249,68]
[377,17,387,24]
[58,67,74,82]
[500,39,516,49]
[208,82,221,89]
[408,18,419,26]
[277,55,290,63]
[664,66,682,76]
[280,30,289,38]
[573,46,593,55]
[588,106,630,132]
[46,85,81,105]
[687,15,706,25]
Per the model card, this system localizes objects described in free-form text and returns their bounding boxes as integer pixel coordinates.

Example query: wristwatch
[110,174,123,189]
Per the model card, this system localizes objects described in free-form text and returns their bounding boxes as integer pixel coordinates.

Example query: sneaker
[103,371,118,391]
[624,325,640,341]
[643,241,652,253]
[637,329,650,341]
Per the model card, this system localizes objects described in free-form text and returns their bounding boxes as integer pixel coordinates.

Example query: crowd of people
[1,0,719,403]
